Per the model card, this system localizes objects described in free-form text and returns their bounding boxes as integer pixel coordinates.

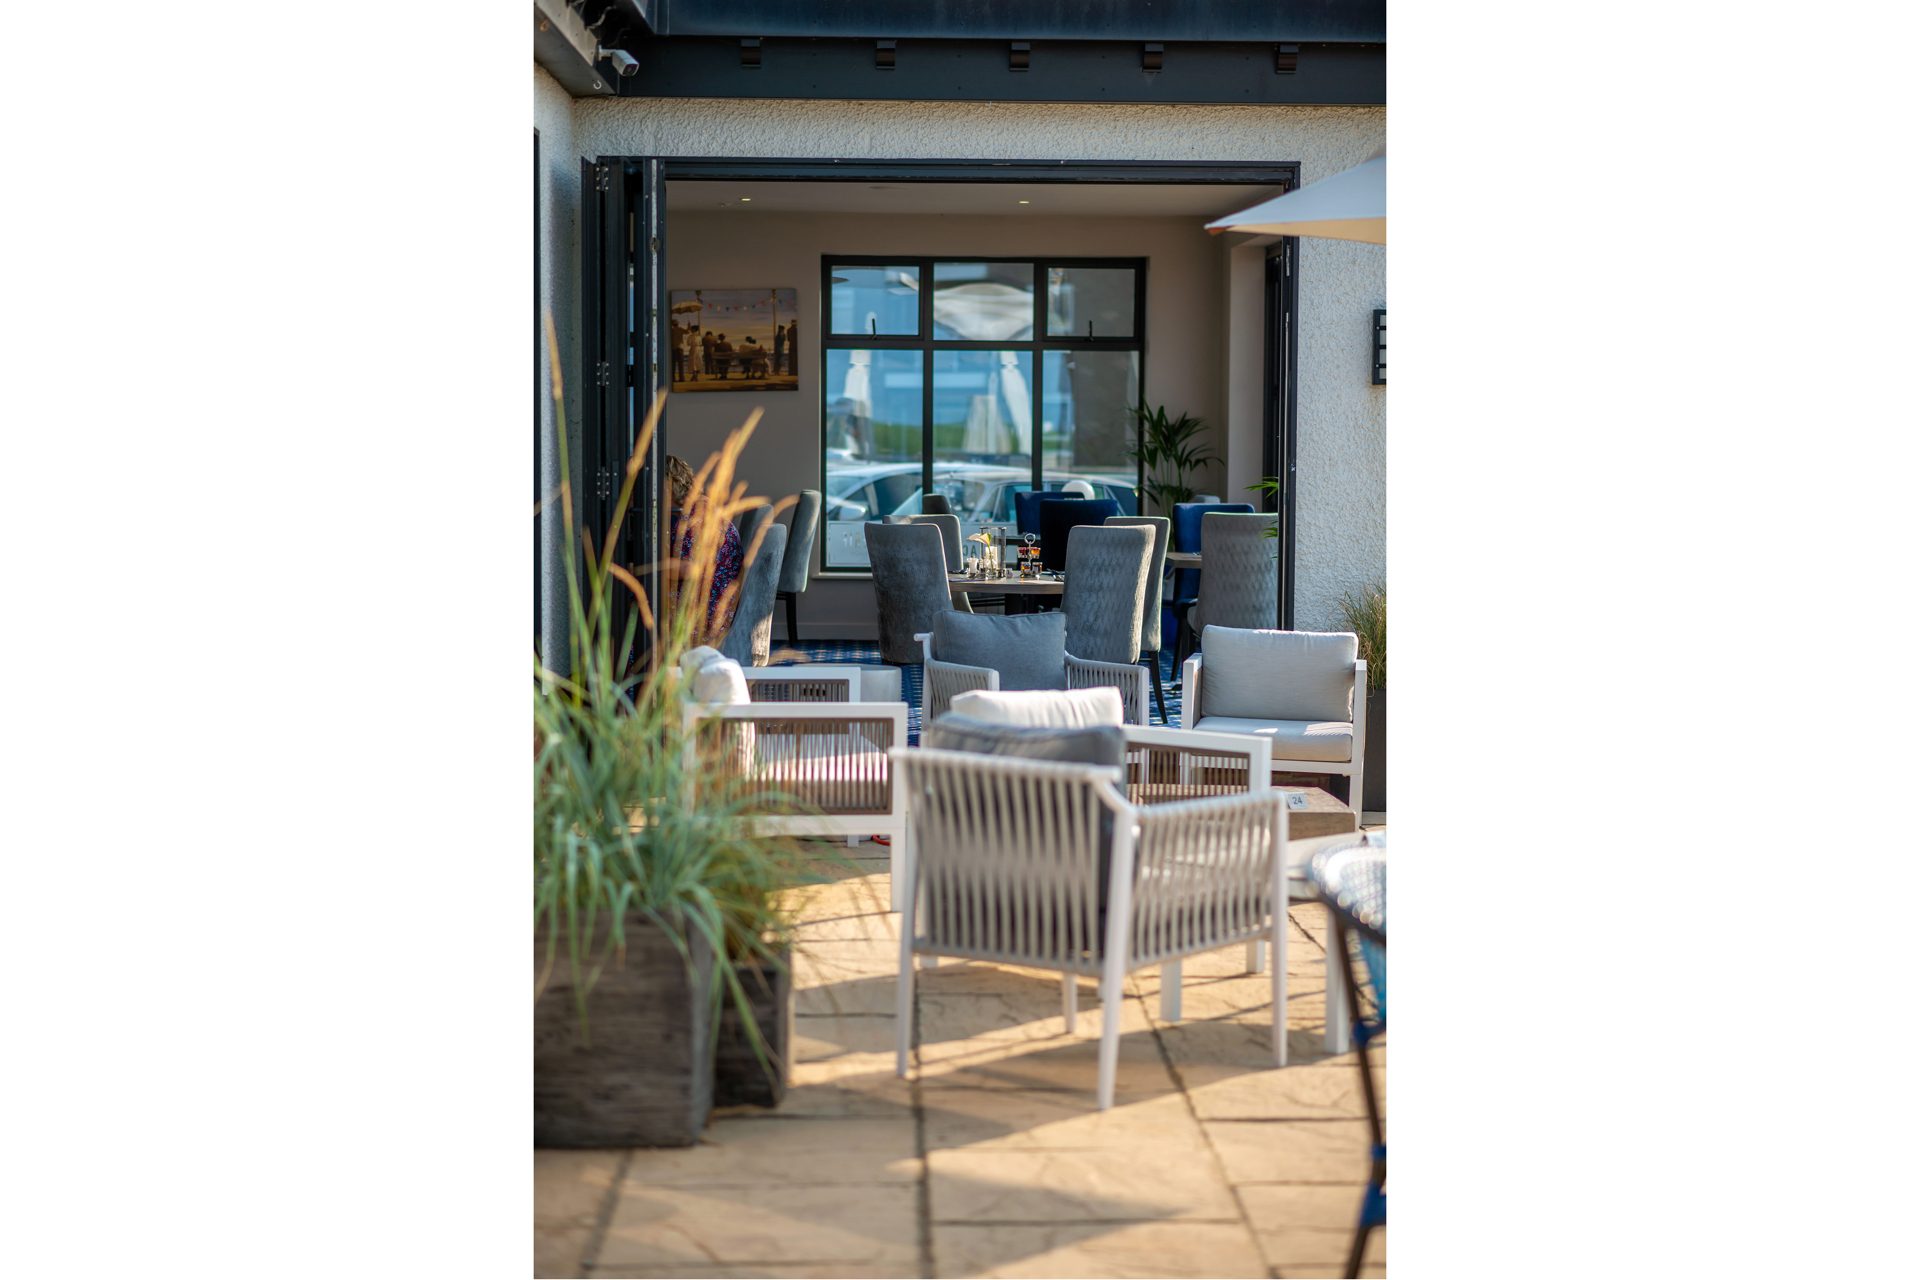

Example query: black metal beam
[663,158,1300,185]
[617,38,1383,105]
[639,1,1384,43]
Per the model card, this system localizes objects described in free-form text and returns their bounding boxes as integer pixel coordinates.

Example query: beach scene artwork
[669,289,799,393]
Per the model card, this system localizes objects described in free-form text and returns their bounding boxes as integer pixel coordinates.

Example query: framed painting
[669,288,799,392]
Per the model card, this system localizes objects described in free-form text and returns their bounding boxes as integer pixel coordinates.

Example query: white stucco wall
[560,94,1385,632]
[534,65,581,667]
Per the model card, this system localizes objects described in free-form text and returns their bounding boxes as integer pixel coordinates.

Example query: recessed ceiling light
[740,197,751,202]
[1018,200,1030,204]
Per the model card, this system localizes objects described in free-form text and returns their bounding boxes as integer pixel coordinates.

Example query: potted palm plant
[1128,403,1219,516]
[534,320,820,1146]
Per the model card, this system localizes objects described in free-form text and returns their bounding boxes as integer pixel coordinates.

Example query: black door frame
[585,155,1302,634]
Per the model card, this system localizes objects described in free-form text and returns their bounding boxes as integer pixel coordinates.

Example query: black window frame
[817,254,1147,573]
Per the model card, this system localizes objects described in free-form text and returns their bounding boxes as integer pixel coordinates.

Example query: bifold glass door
[821,257,1145,570]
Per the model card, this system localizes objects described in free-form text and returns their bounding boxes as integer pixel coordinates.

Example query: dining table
[948,573,1064,613]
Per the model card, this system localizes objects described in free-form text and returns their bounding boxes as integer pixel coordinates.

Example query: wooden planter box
[713,952,792,1109]
[534,915,715,1148]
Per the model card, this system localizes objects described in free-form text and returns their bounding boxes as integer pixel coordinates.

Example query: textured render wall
[534,65,581,668]
[570,96,1386,632]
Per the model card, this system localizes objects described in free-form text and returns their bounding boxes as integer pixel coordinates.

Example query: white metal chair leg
[1272,909,1289,1067]
[1325,926,1351,1054]
[1245,939,1266,972]
[1096,968,1123,1112]
[1061,972,1078,1031]
[895,895,917,1079]
[1159,960,1183,1022]
[889,824,912,913]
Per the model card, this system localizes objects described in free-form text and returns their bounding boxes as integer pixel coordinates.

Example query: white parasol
[1206,150,1385,244]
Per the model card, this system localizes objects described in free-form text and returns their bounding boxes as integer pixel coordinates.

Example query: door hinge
[595,165,614,193]
[649,236,660,254]
[595,466,616,499]
[595,360,612,387]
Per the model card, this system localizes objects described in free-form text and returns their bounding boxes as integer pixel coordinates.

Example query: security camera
[599,46,639,77]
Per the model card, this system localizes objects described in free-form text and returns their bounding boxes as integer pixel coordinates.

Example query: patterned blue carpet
[767,642,1183,745]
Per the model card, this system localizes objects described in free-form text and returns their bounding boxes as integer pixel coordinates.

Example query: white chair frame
[916,632,1151,725]
[681,695,909,903]
[891,746,1289,1109]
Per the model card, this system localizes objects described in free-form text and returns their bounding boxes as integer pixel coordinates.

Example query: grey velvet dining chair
[736,501,774,550]
[1060,524,1153,669]
[864,521,966,666]
[1105,515,1170,723]
[1175,512,1279,663]
[719,522,788,666]
[774,489,821,646]
[900,513,963,573]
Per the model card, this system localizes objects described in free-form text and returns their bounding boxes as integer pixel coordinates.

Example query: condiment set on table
[963,530,1050,580]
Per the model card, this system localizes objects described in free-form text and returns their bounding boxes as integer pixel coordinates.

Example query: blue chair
[1166,502,1253,650]
[1038,497,1120,572]
[1307,840,1386,1280]
[1013,487,1076,538]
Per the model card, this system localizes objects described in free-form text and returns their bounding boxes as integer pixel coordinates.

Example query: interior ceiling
[664,180,1284,217]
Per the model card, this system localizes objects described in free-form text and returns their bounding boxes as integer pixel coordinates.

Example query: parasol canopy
[1206,150,1384,244]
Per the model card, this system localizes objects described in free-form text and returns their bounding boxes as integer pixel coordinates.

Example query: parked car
[822,462,1137,568]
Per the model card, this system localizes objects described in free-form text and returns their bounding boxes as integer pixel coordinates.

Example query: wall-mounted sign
[1371,308,1386,386]
[670,288,799,393]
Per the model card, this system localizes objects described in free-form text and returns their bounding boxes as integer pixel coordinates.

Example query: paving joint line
[576,1146,634,1278]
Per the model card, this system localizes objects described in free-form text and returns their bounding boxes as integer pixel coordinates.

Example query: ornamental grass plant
[534,313,844,1062]
[1337,581,1386,690]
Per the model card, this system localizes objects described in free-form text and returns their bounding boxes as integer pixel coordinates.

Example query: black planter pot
[534,914,715,1148]
[1362,685,1386,813]
[713,952,792,1109]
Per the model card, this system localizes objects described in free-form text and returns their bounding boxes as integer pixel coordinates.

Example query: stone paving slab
[539,850,1386,1279]
[620,1115,919,1186]
[928,1147,1241,1223]
[595,1182,919,1270]
[932,1221,1271,1279]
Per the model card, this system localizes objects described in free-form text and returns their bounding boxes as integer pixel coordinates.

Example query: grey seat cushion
[1200,626,1357,721]
[1191,715,1353,763]
[923,713,1127,767]
[930,610,1068,690]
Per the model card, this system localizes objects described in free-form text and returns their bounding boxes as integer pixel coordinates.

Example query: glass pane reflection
[1046,266,1137,338]
[1042,350,1140,511]
[932,263,1035,341]
[829,265,921,336]
[823,348,924,568]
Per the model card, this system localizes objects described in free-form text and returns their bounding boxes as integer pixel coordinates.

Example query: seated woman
[665,454,743,646]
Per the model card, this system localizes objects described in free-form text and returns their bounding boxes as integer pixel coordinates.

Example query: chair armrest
[1127,791,1289,965]
[1120,724,1273,804]
[1180,653,1203,729]
[1065,653,1150,726]
[923,657,996,722]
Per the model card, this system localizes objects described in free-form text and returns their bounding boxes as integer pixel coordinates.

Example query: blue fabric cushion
[931,610,1068,690]
[1013,488,1081,537]
[1038,498,1121,571]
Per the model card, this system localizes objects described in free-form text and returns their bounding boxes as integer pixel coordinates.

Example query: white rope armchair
[891,746,1289,1110]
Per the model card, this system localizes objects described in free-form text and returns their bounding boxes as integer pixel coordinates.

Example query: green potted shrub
[1338,582,1386,813]
[534,329,820,1146]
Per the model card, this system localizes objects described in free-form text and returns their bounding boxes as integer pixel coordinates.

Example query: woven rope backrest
[1124,740,1262,805]
[747,678,853,702]
[1129,793,1281,968]
[723,715,895,814]
[901,750,1125,973]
